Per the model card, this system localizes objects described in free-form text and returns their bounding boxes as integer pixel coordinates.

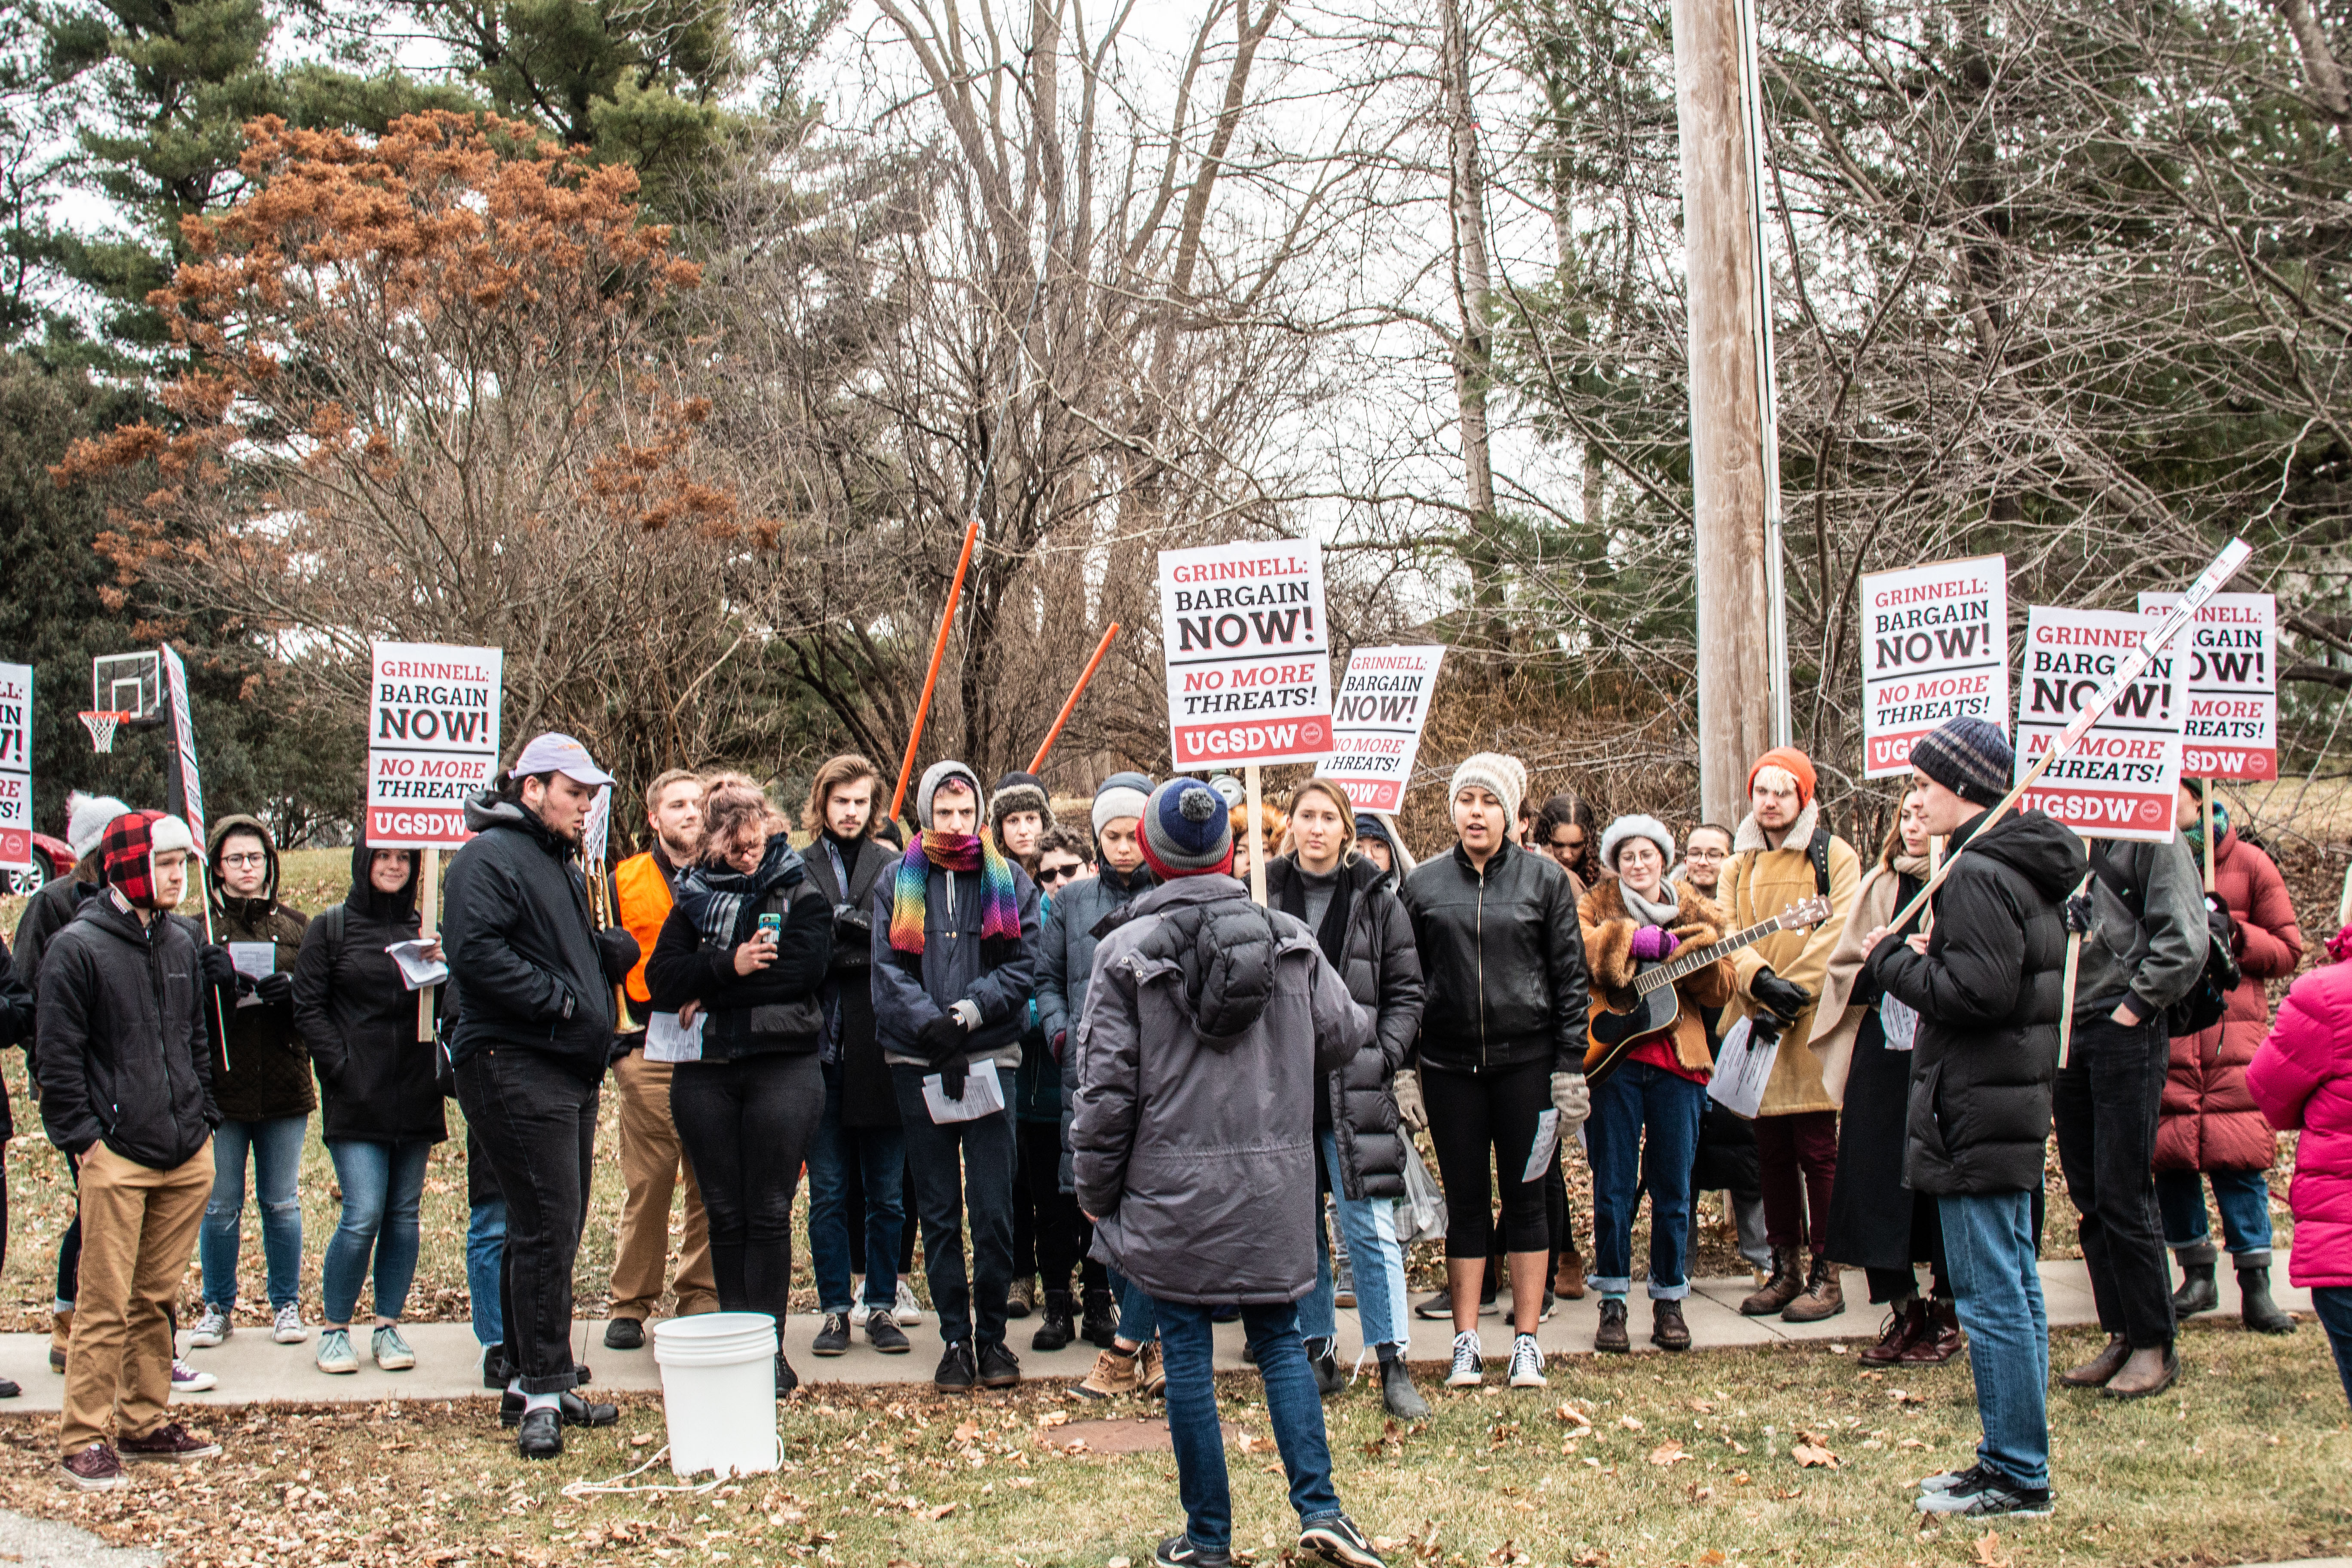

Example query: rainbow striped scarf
[888,830,1022,957]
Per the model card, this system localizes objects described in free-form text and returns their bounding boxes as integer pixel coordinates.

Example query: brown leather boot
[1740,1246,1805,1317]
[2104,1344,2179,1400]
[1858,1300,1924,1366]
[1651,1298,1692,1352]
[1900,1300,1966,1364]
[1781,1254,1845,1323]
[1553,1247,1588,1301]
[2060,1332,2130,1387]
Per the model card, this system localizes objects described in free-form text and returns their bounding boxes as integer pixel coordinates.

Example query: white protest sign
[1321,645,1446,813]
[2136,590,2276,781]
[1859,554,2008,778]
[159,643,204,837]
[0,662,29,873]
[2015,606,2189,841]
[1157,540,1333,770]
[367,641,504,848]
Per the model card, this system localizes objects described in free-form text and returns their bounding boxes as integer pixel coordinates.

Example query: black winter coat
[868,856,1041,1070]
[1039,861,1158,1194]
[804,832,897,1127]
[1869,809,2086,1195]
[644,837,833,1060]
[292,843,447,1145]
[441,793,631,1078]
[36,893,220,1167]
[1267,854,1426,1200]
[1402,840,1589,1075]
[205,814,316,1123]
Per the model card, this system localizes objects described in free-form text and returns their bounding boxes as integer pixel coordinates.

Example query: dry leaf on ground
[1648,1442,1690,1467]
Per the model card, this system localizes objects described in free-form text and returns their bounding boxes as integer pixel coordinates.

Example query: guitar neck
[1634,915,1788,994]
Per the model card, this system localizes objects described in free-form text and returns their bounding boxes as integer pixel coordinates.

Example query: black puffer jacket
[36,893,220,1167]
[804,831,896,1126]
[441,792,631,1077]
[205,814,316,1123]
[1869,808,2086,1194]
[293,841,447,1144]
[644,836,833,1060]
[1266,854,1425,1200]
[1402,839,1589,1075]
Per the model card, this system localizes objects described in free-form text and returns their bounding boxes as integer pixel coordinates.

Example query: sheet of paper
[645,1010,704,1063]
[922,1058,1006,1124]
[1706,1016,1780,1120]
[1879,995,1920,1052]
[383,939,449,992]
[228,942,275,1007]
[1521,1107,1562,1184]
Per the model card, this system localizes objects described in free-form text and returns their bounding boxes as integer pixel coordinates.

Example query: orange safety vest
[613,850,676,1007]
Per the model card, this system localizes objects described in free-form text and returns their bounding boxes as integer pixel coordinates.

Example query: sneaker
[1007,1277,1037,1320]
[1414,1291,1454,1320]
[1506,1333,1546,1388]
[315,1328,358,1376]
[1138,1339,1167,1397]
[1445,1331,1483,1387]
[1917,1461,1980,1495]
[372,1324,415,1371]
[867,1308,912,1355]
[603,1317,646,1351]
[847,1294,872,1329]
[271,1302,308,1344]
[1155,1533,1234,1567]
[977,1341,1021,1389]
[57,1442,126,1492]
[119,1421,222,1464]
[1299,1511,1389,1568]
[1077,1345,1140,1399]
[187,1304,231,1349]
[934,1341,977,1393]
[1915,1464,2052,1518]
[894,1280,925,1325]
[812,1313,852,1357]
[499,1389,619,1427]
[1503,1291,1557,1327]
[171,1359,218,1393]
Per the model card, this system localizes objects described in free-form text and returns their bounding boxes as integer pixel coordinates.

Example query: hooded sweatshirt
[291,840,446,1144]
[205,815,315,1122]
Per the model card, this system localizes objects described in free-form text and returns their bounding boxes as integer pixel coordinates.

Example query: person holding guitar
[1577,815,1736,1353]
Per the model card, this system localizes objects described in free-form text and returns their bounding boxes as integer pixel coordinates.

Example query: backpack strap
[1808,823,1833,900]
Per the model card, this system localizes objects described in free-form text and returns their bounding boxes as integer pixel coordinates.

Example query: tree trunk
[1442,0,1504,649]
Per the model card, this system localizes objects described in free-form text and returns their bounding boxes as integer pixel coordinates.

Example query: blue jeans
[1586,1061,1706,1299]
[1939,1191,2050,1491]
[1300,1131,1407,1351]
[199,1115,308,1312]
[1153,1296,1344,1551]
[2313,1287,2352,1410]
[806,1062,906,1314]
[468,1197,507,1347]
[2155,1167,2274,1265]
[1111,1267,1159,1343]
[321,1139,434,1325]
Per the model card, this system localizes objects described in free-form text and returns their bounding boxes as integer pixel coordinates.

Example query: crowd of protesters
[2,710,2348,1565]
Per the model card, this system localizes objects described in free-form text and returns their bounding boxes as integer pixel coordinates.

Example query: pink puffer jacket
[2158,832,2303,1172]
[2246,958,2352,1290]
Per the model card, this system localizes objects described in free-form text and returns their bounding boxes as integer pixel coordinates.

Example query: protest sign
[1157,540,1332,770]
[159,643,205,836]
[1859,555,2008,778]
[2136,590,2276,781]
[1320,644,1445,812]
[2015,606,2188,841]
[0,662,29,872]
[367,641,505,848]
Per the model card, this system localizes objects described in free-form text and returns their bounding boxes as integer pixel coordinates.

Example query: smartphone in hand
[757,912,783,946]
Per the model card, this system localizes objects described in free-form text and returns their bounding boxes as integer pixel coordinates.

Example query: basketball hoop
[80,710,127,754]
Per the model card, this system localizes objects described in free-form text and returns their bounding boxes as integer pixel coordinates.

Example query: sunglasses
[1036,863,1083,884]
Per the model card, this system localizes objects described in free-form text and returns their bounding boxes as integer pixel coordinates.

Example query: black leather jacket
[1401,839,1589,1076]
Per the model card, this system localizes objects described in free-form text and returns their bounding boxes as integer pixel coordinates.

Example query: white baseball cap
[509,732,616,788]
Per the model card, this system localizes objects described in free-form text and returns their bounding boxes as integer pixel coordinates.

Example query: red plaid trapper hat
[98,811,196,910]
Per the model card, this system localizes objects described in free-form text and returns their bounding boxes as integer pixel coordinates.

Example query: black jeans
[891,1063,1018,1349]
[1012,1118,1086,1296]
[671,1052,823,1333]
[2054,1012,2175,1349]
[456,1048,597,1393]
[1423,1057,1552,1259]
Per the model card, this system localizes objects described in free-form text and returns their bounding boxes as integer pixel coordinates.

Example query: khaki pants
[610,1050,716,1320]
[63,1141,211,1455]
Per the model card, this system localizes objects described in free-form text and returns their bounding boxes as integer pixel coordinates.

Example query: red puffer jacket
[2245,958,2352,1290]
[2156,831,2303,1173]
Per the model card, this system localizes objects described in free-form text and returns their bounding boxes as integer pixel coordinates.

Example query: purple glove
[1629,925,1681,963]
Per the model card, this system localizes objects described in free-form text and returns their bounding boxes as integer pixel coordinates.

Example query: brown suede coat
[1579,878,1735,1074]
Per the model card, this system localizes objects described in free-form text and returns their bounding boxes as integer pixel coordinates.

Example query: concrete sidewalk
[0,1253,2308,1413]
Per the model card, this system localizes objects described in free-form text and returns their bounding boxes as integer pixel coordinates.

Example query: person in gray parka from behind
[1071,777,1389,1568]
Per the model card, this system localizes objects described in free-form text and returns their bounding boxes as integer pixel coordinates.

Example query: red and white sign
[1157,541,1332,770]
[2136,590,2275,781]
[2015,606,2188,841]
[159,643,205,838]
[1860,555,2008,778]
[1320,645,1444,812]
[367,641,504,848]
[0,662,29,872]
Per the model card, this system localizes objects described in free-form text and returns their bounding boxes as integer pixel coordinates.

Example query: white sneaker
[847,1290,871,1330]
[187,1304,231,1349]
[271,1302,309,1344]
[893,1280,925,1325]
[1446,1331,1484,1387]
[1507,1333,1547,1388]
[170,1359,217,1393]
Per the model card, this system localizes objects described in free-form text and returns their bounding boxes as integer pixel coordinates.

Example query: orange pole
[1028,622,1121,775]
[890,519,981,824]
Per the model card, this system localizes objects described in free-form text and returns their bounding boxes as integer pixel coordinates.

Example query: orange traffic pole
[890,519,981,824]
[1028,622,1121,775]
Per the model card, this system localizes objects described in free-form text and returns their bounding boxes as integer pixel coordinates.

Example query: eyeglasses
[1036,863,1083,884]
[219,852,267,868]
[1685,848,1727,863]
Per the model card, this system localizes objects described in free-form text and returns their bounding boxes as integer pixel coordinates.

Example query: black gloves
[832,903,872,939]
[254,971,294,1006]
[1752,969,1813,1025]
[200,945,240,992]
[916,1011,968,1064]
[2064,890,2096,935]
[596,927,642,984]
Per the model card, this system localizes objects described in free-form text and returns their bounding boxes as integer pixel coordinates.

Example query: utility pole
[1672,0,1786,824]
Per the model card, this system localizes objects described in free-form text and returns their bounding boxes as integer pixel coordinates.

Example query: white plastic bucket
[650,1311,781,1478]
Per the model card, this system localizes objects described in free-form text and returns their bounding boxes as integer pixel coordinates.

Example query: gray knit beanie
[1448,752,1527,825]
[916,760,985,830]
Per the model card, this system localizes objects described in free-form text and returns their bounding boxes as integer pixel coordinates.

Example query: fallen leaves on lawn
[1647,1441,1690,1467]
[1486,1541,1530,1565]
[1555,1403,1592,1428]
[1974,1529,2010,1567]
[1619,1415,1645,1431]
[1791,1429,1841,1468]
[951,1421,982,1444]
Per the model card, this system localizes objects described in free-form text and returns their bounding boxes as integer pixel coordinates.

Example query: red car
[6,831,75,897]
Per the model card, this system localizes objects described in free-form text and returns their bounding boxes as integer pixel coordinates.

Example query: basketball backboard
[92,651,162,723]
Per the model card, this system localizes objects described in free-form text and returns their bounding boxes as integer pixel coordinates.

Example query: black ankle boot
[1080,1288,1118,1349]
[2171,1243,2220,1317]
[2238,1265,2296,1335]
[1032,1290,1076,1352]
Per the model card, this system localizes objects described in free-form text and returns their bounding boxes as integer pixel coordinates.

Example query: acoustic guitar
[1582,896,1835,1085]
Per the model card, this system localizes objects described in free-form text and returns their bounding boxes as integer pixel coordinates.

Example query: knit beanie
[1140,778,1234,879]
[1599,813,1677,871]
[1209,775,1245,808]
[1746,746,1818,806]
[1353,813,1395,852]
[915,760,985,831]
[989,771,1055,832]
[66,790,135,861]
[1448,752,1527,824]
[1908,717,2012,809]
[99,810,196,910]
[1092,771,1154,837]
